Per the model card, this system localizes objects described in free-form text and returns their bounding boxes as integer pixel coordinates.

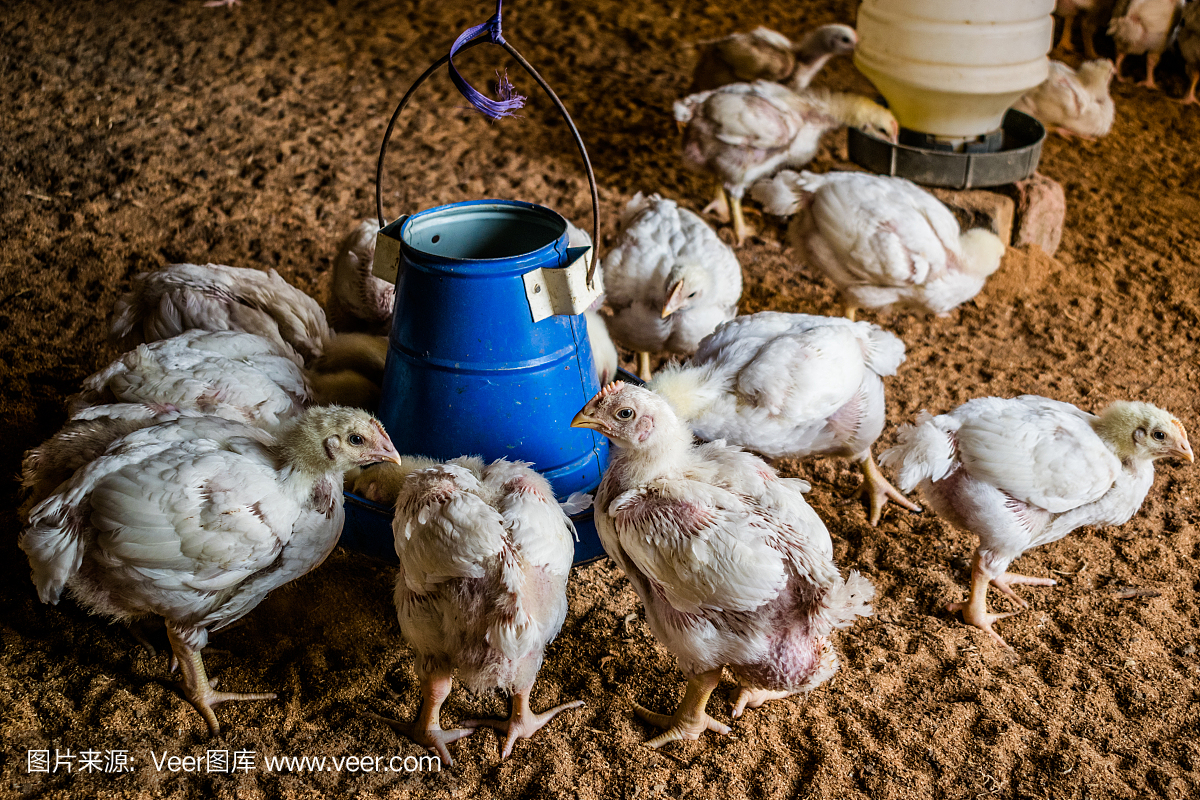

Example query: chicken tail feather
[879,411,958,492]
[19,501,87,605]
[814,569,875,637]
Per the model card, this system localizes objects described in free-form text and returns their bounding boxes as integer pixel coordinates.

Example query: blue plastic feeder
[338,4,612,565]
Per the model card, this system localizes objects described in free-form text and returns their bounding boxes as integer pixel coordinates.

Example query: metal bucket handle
[374,8,601,288]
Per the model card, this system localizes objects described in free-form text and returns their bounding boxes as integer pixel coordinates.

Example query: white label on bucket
[523,246,602,322]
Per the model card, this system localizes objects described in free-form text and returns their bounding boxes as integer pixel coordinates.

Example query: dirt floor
[3,0,1200,797]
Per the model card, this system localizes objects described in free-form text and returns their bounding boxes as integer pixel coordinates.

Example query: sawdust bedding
[2,1,1199,798]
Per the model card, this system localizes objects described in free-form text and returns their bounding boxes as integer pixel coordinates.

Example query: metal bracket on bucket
[523,245,601,323]
[373,0,602,289]
[371,216,408,283]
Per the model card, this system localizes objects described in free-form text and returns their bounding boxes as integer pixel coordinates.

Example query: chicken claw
[989,572,1057,609]
[166,623,275,737]
[633,669,730,748]
[730,686,792,718]
[464,690,583,759]
[857,455,922,526]
[370,670,474,766]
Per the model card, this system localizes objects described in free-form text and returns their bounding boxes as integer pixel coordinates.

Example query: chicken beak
[365,436,402,465]
[1172,438,1194,463]
[661,281,687,319]
[571,410,603,432]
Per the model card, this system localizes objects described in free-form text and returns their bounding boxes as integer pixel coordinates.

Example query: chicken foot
[368,668,475,766]
[946,552,1020,651]
[730,686,791,718]
[463,687,584,759]
[857,454,922,526]
[165,622,276,737]
[633,668,731,748]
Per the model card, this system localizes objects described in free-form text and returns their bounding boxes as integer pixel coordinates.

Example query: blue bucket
[340,203,611,561]
[339,16,613,564]
[377,199,605,494]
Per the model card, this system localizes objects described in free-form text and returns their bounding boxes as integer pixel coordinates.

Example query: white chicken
[1013,60,1116,139]
[881,396,1192,649]
[111,262,333,364]
[674,82,898,245]
[1107,0,1186,89]
[601,193,742,381]
[648,311,920,526]
[751,170,1006,319]
[365,456,581,763]
[330,218,393,331]
[19,407,401,734]
[572,381,874,747]
[68,330,310,431]
[688,24,858,94]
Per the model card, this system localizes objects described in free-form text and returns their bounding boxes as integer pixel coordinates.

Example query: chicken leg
[637,352,653,383]
[1056,13,1077,52]
[166,622,275,737]
[1114,52,1128,82]
[1179,69,1199,104]
[369,666,475,765]
[946,552,1021,651]
[1138,52,1161,90]
[463,687,583,759]
[702,184,731,223]
[727,188,755,247]
[632,668,730,748]
[857,454,922,526]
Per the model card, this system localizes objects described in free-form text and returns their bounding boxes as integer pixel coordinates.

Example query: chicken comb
[597,380,626,400]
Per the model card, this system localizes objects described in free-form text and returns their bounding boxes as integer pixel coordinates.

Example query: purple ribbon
[448,0,526,120]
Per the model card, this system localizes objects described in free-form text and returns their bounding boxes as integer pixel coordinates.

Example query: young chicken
[572,382,874,747]
[688,24,858,94]
[1013,60,1117,139]
[330,218,394,331]
[752,170,1006,318]
[1177,1,1200,103]
[881,397,1192,649]
[367,456,581,763]
[648,311,919,526]
[602,193,742,380]
[19,407,400,735]
[111,262,333,364]
[69,330,310,431]
[674,82,898,245]
[1107,0,1186,89]
[1055,0,1117,59]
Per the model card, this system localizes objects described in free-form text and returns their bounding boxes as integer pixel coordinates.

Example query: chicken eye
[616,408,635,420]
[1152,430,1166,441]
[687,291,697,299]
[349,434,365,446]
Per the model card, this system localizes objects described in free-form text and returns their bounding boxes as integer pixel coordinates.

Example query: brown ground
[3,1,1200,798]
